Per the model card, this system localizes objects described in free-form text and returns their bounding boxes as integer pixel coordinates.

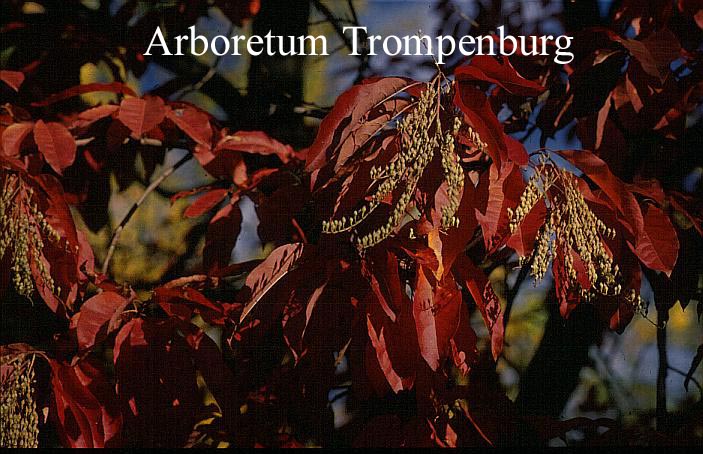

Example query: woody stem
[101,152,192,275]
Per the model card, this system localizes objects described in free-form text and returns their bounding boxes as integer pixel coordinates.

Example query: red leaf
[281,275,329,362]
[49,358,122,448]
[366,314,413,393]
[33,120,77,174]
[0,70,25,91]
[615,29,681,82]
[197,146,248,184]
[166,104,213,146]
[475,161,525,252]
[361,251,403,322]
[306,77,417,175]
[31,82,137,107]
[203,200,242,272]
[635,204,679,275]
[117,96,166,138]
[450,300,479,376]
[215,130,293,162]
[504,135,529,167]
[435,173,486,272]
[454,256,504,359]
[1,122,33,157]
[77,104,119,124]
[557,150,644,237]
[454,85,511,167]
[506,200,547,256]
[153,286,225,325]
[183,188,228,218]
[595,94,612,149]
[412,266,462,371]
[76,291,129,351]
[455,56,545,96]
[239,243,307,323]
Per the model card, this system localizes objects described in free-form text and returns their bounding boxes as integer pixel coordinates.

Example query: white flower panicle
[0,355,40,448]
[1,171,59,298]
[508,158,629,303]
[323,82,482,250]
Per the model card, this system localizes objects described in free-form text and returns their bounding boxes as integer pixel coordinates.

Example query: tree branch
[101,152,192,275]
[503,255,534,331]
[656,305,669,431]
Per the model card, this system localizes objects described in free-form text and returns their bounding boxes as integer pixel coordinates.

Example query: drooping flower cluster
[323,81,470,249]
[0,171,58,299]
[508,159,621,299]
[439,116,465,229]
[0,355,40,448]
[464,126,487,154]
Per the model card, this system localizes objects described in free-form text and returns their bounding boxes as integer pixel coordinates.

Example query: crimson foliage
[1,0,702,448]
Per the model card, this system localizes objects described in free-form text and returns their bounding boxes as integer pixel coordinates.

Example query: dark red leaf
[166,104,213,146]
[183,188,228,218]
[238,243,307,323]
[76,291,129,351]
[455,56,545,96]
[49,358,122,448]
[454,85,512,167]
[412,267,462,371]
[361,250,405,322]
[215,0,260,25]
[475,161,525,252]
[113,318,200,447]
[635,204,679,275]
[153,286,225,326]
[31,82,136,107]
[215,130,293,162]
[198,146,248,184]
[628,179,665,204]
[203,200,242,273]
[331,97,412,173]
[450,299,479,376]
[506,199,547,256]
[0,70,24,91]
[615,29,681,82]
[306,77,417,175]
[366,314,413,393]
[454,256,504,359]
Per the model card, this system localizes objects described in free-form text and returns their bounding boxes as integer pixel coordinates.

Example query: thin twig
[345,0,369,81]
[448,0,480,28]
[656,305,669,431]
[347,0,359,24]
[592,347,636,411]
[101,152,193,275]
[311,0,355,52]
[311,0,368,79]
[667,365,703,396]
[503,255,534,330]
[170,23,234,100]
